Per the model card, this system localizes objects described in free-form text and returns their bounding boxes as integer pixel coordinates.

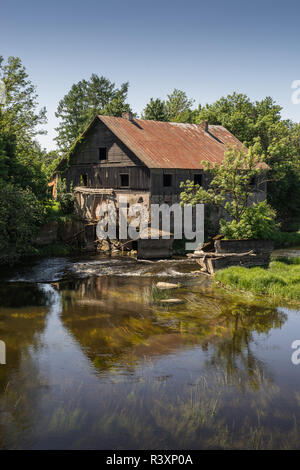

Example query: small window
[99,147,107,161]
[250,176,256,186]
[120,173,129,187]
[80,174,88,186]
[194,174,202,186]
[163,174,172,187]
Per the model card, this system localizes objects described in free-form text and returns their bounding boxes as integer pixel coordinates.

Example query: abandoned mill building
[50,112,266,252]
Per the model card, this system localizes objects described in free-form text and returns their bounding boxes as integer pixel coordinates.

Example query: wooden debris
[190,249,255,259]
[188,238,273,275]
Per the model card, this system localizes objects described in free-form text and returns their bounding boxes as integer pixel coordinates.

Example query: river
[0,254,300,449]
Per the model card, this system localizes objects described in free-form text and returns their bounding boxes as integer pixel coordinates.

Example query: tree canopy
[142,89,195,122]
[55,74,131,153]
[180,145,277,239]
[0,56,49,263]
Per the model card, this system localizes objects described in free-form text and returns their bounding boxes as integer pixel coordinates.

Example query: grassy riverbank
[271,230,300,248]
[215,258,300,302]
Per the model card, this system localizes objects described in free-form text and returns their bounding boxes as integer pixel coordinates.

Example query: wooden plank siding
[150,169,207,196]
[62,118,213,194]
[63,119,151,190]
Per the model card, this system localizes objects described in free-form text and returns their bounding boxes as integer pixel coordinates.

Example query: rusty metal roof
[98,116,247,169]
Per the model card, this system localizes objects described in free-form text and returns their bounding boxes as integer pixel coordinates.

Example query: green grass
[147,283,176,303]
[215,258,300,302]
[271,230,300,248]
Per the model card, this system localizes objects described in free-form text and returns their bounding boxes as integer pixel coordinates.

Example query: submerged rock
[160,298,185,304]
[156,282,179,289]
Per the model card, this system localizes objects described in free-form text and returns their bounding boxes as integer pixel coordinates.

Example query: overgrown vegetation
[220,201,277,240]
[180,145,278,240]
[0,57,49,264]
[271,230,300,248]
[215,258,300,302]
[0,56,78,265]
[2,54,300,264]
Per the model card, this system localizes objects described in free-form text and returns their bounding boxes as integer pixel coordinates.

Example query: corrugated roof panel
[99,116,247,169]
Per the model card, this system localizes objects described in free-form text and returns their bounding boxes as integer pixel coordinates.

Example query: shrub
[220,201,278,240]
[0,180,44,264]
[56,178,75,215]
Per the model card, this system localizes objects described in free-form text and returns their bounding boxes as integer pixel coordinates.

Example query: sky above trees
[1,0,300,150]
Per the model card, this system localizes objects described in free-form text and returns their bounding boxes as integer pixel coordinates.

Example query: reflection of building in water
[58,276,286,385]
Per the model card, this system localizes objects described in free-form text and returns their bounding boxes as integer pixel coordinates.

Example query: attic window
[99,147,107,160]
[163,174,172,187]
[120,173,129,187]
[194,174,202,186]
[81,174,88,186]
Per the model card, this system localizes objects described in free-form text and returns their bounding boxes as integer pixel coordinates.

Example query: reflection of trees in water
[207,301,287,391]
[58,277,288,389]
[0,277,293,450]
[0,283,48,449]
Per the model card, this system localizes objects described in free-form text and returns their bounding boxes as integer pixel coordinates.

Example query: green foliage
[35,243,73,257]
[195,92,300,227]
[270,230,300,248]
[180,145,271,239]
[196,93,282,149]
[42,150,60,179]
[55,74,131,153]
[149,284,173,303]
[0,56,47,140]
[56,178,75,215]
[0,56,48,201]
[142,89,195,122]
[0,181,44,264]
[165,89,195,121]
[215,258,300,302]
[101,94,131,117]
[220,201,277,240]
[0,56,59,264]
[142,98,168,121]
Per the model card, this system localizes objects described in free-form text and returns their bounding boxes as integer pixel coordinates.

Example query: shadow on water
[0,255,300,449]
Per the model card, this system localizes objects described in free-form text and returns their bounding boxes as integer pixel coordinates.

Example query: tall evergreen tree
[142,98,168,121]
[55,75,130,153]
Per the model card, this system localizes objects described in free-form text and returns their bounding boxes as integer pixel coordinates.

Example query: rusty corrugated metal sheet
[99,116,247,169]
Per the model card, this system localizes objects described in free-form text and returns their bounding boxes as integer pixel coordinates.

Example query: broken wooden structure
[188,238,274,275]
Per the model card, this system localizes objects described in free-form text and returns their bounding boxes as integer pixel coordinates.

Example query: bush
[56,178,75,215]
[220,201,278,240]
[270,230,300,248]
[0,181,44,264]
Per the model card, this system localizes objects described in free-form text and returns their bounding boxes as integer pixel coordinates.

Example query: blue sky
[1,0,300,150]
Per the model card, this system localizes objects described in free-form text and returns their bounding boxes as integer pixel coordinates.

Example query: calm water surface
[1,255,300,449]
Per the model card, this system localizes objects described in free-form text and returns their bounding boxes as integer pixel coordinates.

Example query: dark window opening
[250,176,256,186]
[163,174,172,187]
[194,174,202,186]
[81,174,88,186]
[99,147,107,161]
[120,173,129,187]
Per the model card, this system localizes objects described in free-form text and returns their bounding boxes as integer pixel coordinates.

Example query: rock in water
[156,282,179,289]
[160,298,185,304]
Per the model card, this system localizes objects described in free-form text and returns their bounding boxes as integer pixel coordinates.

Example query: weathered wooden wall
[150,169,207,197]
[63,119,150,190]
